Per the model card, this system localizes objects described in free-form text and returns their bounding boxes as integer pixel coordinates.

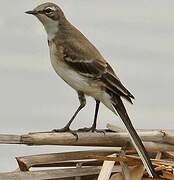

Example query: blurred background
[0,0,173,172]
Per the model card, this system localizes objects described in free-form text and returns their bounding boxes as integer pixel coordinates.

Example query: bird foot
[52,127,78,139]
[77,127,105,134]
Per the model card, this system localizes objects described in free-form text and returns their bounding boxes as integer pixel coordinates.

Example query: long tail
[112,96,156,177]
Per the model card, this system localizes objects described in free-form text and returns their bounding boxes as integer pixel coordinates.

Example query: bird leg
[78,100,104,133]
[52,91,86,137]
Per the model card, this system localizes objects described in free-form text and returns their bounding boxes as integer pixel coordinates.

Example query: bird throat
[44,19,59,41]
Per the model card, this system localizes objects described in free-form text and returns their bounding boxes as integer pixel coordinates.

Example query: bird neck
[44,17,72,42]
[44,19,59,41]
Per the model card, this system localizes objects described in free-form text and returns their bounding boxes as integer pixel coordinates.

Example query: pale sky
[0,0,174,172]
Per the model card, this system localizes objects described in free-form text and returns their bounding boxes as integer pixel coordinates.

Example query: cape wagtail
[26,2,156,177]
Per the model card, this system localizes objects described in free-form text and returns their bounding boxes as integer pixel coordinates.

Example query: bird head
[25,2,65,23]
[25,2,65,39]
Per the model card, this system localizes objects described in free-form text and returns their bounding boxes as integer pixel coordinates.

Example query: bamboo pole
[16,149,117,171]
[0,166,121,180]
[0,131,174,152]
[0,129,173,146]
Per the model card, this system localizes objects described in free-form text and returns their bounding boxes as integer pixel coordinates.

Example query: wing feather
[64,56,106,78]
[63,46,134,103]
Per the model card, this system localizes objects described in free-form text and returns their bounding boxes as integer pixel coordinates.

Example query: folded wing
[63,49,134,103]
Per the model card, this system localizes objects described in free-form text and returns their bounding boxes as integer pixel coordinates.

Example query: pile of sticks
[1,123,174,179]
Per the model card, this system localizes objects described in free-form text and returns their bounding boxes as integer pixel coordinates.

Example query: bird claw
[52,127,79,140]
[77,127,105,134]
[52,126,69,132]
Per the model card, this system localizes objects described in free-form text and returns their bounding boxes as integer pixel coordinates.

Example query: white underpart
[49,42,115,112]
[44,19,59,41]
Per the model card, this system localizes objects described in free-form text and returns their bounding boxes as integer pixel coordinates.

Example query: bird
[25,2,156,177]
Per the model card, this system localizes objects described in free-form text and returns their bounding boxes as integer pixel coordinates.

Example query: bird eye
[45,7,53,14]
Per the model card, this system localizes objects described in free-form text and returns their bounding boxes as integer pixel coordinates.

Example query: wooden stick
[16,149,117,171]
[0,134,21,144]
[163,151,174,160]
[0,130,174,151]
[0,166,121,180]
[107,124,174,145]
[97,154,116,180]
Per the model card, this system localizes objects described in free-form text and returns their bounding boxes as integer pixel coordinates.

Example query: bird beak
[25,10,38,15]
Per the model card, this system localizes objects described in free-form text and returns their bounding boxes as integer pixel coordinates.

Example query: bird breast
[49,42,101,96]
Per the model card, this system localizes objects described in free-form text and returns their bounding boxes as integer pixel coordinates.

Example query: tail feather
[112,96,156,178]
